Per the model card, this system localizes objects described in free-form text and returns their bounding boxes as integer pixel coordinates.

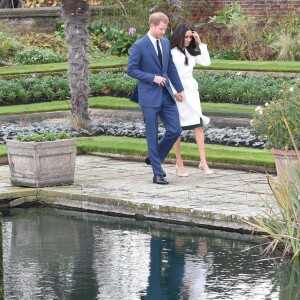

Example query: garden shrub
[89,20,144,56]
[0,45,8,62]
[0,32,22,63]
[89,72,136,96]
[199,3,300,61]
[16,131,71,142]
[0,75,69,105]
[14,47,67,65]
[17,32,68,56]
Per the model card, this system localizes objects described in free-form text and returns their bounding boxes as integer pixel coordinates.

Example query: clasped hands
[175,92,185,102]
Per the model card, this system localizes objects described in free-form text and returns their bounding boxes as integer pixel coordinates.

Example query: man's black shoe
[145,157,166,177]
[153,175,169,185]
[144,157,151,165]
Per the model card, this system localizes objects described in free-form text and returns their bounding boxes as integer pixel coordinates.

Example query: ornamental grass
[243,121,300,261]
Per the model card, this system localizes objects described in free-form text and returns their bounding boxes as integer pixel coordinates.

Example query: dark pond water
[1,207,300,300]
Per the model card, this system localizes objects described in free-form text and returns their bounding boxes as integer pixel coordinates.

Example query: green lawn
[202,102,255,117]
[76,136,274,168]
[0,136,274,167]
[1,57,300,76]
[0,57,128,76]
[0,96,255,118]
[0,144,6,157]
[0,97,136,115]
[198,59,300,73]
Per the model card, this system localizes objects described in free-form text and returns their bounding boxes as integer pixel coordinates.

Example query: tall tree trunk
[61,0,90,121]
[0,0,19,8]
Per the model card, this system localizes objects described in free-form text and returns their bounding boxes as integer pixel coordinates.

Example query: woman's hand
[192,31,201,45]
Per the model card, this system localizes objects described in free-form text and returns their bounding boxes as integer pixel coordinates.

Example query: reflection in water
[141,237,185,300]
[1,207,299,300]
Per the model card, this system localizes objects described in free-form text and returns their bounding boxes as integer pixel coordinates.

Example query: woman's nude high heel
[199,161,214,175]
[175,162,189,177]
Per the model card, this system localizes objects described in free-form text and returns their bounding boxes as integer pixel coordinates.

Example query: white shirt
[147,32,162,57]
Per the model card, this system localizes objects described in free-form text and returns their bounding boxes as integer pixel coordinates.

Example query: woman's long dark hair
[170,23,201,65]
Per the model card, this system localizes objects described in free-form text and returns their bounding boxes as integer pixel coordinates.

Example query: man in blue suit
[127,12,185,185]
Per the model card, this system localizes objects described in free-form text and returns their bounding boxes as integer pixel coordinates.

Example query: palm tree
[61,0,90,121]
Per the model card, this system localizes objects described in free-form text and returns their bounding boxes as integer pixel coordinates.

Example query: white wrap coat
[171,43,211,127]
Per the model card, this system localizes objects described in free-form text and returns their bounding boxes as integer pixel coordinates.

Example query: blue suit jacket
[127,35,183,107]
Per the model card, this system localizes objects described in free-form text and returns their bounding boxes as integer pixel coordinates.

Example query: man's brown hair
[149,12,169,26]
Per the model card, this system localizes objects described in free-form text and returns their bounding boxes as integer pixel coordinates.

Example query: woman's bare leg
[194,126,213,174]
[173,136,188,176]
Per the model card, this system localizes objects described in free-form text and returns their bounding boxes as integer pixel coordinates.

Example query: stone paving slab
[0,154,274,233]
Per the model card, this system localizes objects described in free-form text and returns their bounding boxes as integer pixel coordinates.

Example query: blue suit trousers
[142,88,182,176]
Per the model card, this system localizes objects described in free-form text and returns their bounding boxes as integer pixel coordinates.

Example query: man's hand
[154,75,166,87]
[175,91,185,102]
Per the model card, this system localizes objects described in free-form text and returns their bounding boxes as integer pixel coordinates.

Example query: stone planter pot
[6,139,77,187]
[270,148,299,181]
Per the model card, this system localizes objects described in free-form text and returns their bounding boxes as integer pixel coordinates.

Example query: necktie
[156,39,162,66]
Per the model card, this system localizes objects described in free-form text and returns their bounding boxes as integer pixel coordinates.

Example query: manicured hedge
[0,71,297,106]
[196,73,294,104]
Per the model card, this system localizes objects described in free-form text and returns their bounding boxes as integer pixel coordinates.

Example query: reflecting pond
[1,207,300,300]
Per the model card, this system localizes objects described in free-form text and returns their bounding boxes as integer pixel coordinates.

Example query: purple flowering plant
[128,27,136,37]
[89,20,142,56]
[109,26,141,56]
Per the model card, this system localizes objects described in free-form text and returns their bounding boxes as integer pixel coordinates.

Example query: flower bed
[0,120,265,149]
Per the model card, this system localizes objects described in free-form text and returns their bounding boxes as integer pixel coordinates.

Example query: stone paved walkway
[0,154,274,233]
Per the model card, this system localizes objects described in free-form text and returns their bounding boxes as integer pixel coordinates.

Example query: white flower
[289,87,294,92]
[250,119,253,125]
[265,102,269,106]
[255,106,261,111]
[259,109,263,115]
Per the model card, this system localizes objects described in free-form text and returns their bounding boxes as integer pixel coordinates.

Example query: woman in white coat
[170,23,214,176]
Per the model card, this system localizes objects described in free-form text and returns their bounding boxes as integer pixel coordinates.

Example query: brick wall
[188,0,300,23]
[0,3,299,36]
[220,0,299,17]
